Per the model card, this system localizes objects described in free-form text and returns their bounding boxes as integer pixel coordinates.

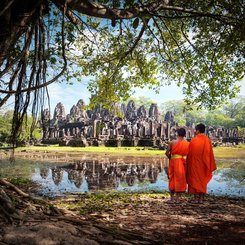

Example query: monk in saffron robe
[187,123,216,204]
[165,128,189,203]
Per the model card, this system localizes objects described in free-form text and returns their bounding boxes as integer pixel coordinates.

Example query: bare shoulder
[170,139,178,146]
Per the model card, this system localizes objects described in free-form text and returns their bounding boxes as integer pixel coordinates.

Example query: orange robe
[187,134,216,194]
[168,140,189,192]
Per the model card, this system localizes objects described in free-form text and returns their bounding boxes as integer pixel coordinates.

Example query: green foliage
[0,111,41,144]
[18,116,42,143]
[0,111,12,142]
[159,95,245,128]
[205,110,233,127]
[126,96,155,112]
[222,96,245,127]
[1,0,245,134]
[74,20,161,109]
[62,1,244,109]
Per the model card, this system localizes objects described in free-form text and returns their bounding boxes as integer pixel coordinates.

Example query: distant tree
[18,116,42,144]
[160,100,185,115]
[0,111,41,144]
[223,96,245,118]
[185,109,207,127]
[159,97,245,128]
[126,96,155,112]
[205,109,234,127]
[0,111,12,143]
[222,96,245,127]
[159,100,186,125]
[235,110,245,128]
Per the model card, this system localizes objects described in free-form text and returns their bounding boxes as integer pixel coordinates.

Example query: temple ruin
[41,99,245,147]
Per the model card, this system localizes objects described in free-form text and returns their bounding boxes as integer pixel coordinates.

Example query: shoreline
[1,144,245,158]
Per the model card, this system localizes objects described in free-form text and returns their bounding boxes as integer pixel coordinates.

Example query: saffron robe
[168,140,189,192]
[187,134,216,194]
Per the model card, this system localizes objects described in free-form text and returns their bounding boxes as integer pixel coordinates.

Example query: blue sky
[1,76,244,116]
[47,77,245,116]
[47,78,183,115]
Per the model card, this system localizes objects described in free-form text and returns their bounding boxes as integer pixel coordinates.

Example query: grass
[16,145,165,156]
[213,145,245,158]
[56,191,169,215]
[15,144,245,158]
[9,177,32,185]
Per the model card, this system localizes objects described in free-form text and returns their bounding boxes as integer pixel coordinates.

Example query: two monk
[165,128,189,203]
[165,124,216,204]
[186,123,216,203]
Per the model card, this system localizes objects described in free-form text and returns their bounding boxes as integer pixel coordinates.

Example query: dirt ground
[0,186,244,245]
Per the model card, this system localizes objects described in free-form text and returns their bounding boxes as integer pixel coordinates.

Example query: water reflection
[31,158,245,198]
[208,168,245,197]
[32,159,165,196]
[40,168,49,179]
[1,156,244,198]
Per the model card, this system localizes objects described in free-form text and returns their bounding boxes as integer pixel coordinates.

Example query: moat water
[0,155,244,198]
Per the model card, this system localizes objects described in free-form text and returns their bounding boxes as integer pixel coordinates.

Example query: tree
[125,96,155,112]
[159,99,186,124]
[222,96,245,127]
[0,111,12,143]
[0,110,41,144]
[0,0,244,141]
[159,99,208,126]
[159,97,245,128]
[205,109,234,127]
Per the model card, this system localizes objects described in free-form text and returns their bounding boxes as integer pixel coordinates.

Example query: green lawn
[16,144,245,158]
[17,145,164,156]
[213,145,245,158]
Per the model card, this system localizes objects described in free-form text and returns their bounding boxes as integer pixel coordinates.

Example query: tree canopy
[0,0,244,142]
[159,95,245,128]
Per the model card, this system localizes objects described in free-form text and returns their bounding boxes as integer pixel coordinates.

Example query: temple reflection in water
[36,157,167,194]
[31,155,245,197]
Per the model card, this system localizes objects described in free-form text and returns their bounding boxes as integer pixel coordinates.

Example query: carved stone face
[76,99,86,110]
[53,102,66,120]
[164,111,174,122]
[137,105,147,118]
[42,109,50,120]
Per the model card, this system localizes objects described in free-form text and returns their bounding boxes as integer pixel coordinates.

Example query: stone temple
[41,99,244,147]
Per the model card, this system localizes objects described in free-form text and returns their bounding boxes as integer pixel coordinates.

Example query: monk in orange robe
[187,123,216,204]
[165,128,189,203]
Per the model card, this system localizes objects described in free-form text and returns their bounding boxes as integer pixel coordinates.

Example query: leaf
[132,18,139,29]
[50,57,57,64]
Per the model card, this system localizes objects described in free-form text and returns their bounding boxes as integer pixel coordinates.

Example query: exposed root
[0,178,29,197]
[0,178,62,222]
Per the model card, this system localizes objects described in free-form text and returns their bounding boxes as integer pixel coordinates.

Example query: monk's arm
[165,141,172,159]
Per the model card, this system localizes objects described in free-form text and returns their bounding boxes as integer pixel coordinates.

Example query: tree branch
[53,0,240,25]
[0,0,15,16]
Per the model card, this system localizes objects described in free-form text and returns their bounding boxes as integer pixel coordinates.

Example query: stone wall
[41,99,245,147]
